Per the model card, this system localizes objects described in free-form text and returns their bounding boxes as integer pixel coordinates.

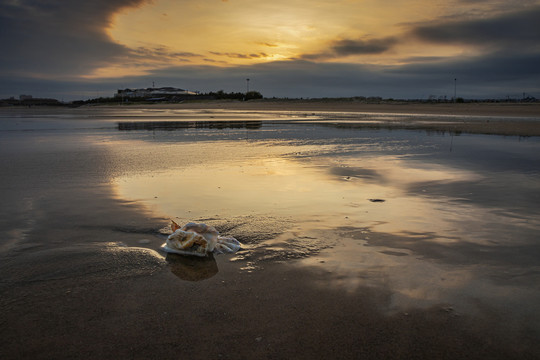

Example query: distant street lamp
[454,78,457,103]
[246,78,250,93]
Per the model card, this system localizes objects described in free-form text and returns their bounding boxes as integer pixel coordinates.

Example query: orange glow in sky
[2,0,539,99]
[104,0,466,72]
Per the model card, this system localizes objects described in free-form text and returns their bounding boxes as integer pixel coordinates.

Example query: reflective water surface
[2,108,539,321]
[108,118,540,317]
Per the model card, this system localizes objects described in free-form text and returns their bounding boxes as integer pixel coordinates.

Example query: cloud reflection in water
[111,123,540,317]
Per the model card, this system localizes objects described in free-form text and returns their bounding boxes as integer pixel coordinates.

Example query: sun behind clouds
[107,0,313,67]
[105,0,456,71]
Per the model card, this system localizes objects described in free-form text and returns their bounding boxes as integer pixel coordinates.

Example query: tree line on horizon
[1,91,538,107]
[69,89,263,105]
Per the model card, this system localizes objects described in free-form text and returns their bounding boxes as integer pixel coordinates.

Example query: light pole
[454,78,457,103]
[246,78,250,94]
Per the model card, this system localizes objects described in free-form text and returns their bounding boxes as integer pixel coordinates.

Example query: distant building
[19,94,33,100]
[115,87,198,99]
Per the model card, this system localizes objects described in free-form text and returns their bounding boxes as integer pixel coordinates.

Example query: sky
[1,0,539,100]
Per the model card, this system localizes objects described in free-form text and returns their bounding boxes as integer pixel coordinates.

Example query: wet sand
[124,100,540,136]
[2,100,540,136]
[113,99,540,117]
[3,256,536,359]
[1,106,539,359]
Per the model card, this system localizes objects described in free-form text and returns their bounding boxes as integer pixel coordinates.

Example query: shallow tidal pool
[109,119,540,317]
[1,109,539,328]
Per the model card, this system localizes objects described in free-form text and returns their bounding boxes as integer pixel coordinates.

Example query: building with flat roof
[115,87,198,99]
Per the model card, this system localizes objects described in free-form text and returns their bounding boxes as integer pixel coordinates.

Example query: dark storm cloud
[131,46,202,62]
[301,6,540,62]
[210,51,269,59]
[331,37,398,56]
[2,46,539,101]
[391,50,540,82]
[1,1,539,101]
[0,0,150,77]
[412,6,540,48]
[137,46,540,99]
[302,37,397,60]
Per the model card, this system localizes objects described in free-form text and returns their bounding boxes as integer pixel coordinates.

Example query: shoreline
[3,100,540,118]
[93,99,540,117]
[2,100,540,136]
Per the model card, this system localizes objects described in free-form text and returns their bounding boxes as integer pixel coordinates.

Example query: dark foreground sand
[4,251,537,359]
[2,206,538,360]
[1,105,539,359]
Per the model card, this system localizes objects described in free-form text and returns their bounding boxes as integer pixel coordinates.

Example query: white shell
[162,222,241,257]
[164,229,209,256]
[181,222,218,252]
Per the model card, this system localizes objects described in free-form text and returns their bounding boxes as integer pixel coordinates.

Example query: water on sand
[111,117,540,313]
[1,108,539,358]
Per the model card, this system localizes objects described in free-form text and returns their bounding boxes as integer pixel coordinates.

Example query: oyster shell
[181,222,218,252]
[161,221,241,257]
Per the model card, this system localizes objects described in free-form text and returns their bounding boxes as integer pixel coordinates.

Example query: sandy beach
[4,0,540,356]
[171,100,540,136]
[1,104,539,359]
[148,99,540,117]
[8,100,539,135]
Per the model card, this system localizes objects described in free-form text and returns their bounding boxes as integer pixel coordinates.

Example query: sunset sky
[1,0,539,100]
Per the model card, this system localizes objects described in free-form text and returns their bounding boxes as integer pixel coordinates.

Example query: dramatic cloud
[302,37,398,60]
[331,37,398,56]
[210,52,270,60]
[131,46,202,62]
[2,49,539,101]
[412,6,540,48]
[83,51,539,100]
[0,0,150,77]
[1,0,539,100]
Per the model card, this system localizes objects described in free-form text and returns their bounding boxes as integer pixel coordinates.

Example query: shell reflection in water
[165,253,218,281]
